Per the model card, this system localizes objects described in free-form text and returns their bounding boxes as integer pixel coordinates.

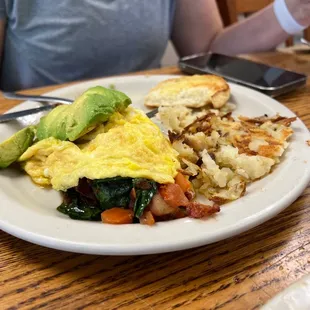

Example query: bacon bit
[186,202,220,218]
[307,140,310,146]
[174,207,188,219]
[139,210,155,226]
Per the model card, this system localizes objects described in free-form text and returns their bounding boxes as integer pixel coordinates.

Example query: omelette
[19,107,180,191]
[1,86,218,225]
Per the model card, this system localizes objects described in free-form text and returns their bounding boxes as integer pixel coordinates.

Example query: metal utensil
[2,92,73,105]
[0,105,58,123]
[0,92,158,123]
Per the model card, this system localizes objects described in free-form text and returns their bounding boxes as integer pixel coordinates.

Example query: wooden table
[1,52,310,310]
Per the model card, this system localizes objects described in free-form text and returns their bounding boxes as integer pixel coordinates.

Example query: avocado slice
[0,126,36,168]
[36,86,131,141]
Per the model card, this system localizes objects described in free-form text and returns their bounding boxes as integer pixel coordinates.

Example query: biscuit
[144,75,230,109]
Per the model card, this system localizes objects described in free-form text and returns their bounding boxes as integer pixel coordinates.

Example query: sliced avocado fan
[36,86,132,141]
[0,126,36,168]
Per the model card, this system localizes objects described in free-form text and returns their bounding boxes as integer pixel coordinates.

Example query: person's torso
[1,0,175,90]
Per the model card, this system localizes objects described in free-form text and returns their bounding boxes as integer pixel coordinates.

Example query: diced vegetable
[101,208,134,224]
[139,210,155,226]
[175,172,191,192]
[149,193,175,216]
[159,183,189,208]
[132,179,157,218]
[57,189,102,220]
[58,177,158,221]
[57,176,218,224]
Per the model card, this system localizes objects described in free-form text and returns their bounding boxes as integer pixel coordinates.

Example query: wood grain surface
[1,53,310,310]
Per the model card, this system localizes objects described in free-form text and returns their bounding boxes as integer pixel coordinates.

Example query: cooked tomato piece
[159,183,189,208]
[149,193,175,216]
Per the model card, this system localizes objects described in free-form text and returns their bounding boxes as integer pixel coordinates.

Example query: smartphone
[179,52,307,97]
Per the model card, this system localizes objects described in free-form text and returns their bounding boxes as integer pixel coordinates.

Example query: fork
[0,92,158,123]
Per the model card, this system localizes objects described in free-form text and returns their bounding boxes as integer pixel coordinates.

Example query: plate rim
[1,74,310,255]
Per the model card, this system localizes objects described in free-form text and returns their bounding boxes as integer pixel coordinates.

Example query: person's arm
[171,0,310,57]
[171,0,223,57]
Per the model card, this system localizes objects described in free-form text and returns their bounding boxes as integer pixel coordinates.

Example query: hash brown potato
[159,106,296,204]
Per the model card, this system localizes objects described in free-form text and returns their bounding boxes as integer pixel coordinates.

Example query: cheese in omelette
[19,107,180,191]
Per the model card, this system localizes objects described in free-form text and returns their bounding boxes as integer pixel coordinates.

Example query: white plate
[261,274,310,310]
[0,75,310,255]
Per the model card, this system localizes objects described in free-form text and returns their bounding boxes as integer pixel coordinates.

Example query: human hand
[285,0,310,26]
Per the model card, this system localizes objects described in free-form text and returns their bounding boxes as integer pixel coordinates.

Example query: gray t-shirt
[0,0,176,91]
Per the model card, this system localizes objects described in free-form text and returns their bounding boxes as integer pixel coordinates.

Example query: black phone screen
[182,53,306,88]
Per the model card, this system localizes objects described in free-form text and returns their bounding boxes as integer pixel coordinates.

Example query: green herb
[57,177,158,221]
[91,177,132,210]
[57,189,102,220]
[133,179,157,218]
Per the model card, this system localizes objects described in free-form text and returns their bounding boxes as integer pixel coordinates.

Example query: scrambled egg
[19,108,180,191]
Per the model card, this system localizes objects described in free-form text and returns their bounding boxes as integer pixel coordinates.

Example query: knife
[0,104,58,123]
[2,92,73,105]
[0,104,158,123]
